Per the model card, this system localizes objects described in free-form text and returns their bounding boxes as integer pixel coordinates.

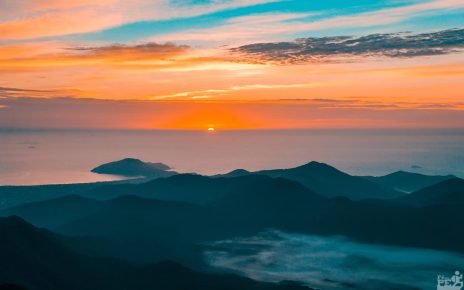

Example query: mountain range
[216,161,403,200]
[3,173,464,254]
[1,159,463,290]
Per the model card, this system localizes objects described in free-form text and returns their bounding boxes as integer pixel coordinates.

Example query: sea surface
[1,128,463,185]
[204,230,464,290]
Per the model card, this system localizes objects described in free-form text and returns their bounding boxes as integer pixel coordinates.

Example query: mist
[204,230,464,290]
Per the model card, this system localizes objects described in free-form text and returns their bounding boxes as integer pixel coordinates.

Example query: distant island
[91,158,177,178]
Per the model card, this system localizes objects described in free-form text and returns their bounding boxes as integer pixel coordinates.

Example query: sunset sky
[1,0,463,129]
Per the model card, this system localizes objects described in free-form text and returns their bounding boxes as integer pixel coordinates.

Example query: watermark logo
[437,271,463,290]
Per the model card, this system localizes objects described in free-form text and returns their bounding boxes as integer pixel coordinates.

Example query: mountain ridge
[362,170,456,193]
[217,161,403,200]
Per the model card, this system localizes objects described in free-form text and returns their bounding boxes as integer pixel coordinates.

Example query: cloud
[143,83,464,110]
[0,86,58,98]
[0,87,46,92]
[69,42,190,59]
[0,42,197,71]
[151,82,337,100]
[0,5,126,41]
[282,0,464,36]
[151,13,313,46]
[231,28,464,64]
[0,0,276,41]
[204,230,464,290]
[2,96,464,130]
[148,0,464,47]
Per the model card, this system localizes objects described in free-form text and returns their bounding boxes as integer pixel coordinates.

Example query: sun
[207,127,216,132]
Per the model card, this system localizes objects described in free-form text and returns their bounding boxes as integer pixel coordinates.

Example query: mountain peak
[120,157,143,163]
[255,161,401,200]
[295,161,342,173]
[225,169,251,176]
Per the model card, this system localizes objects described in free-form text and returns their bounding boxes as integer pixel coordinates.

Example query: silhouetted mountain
[0,195,102,229]
[396,178,464,207]
[250,161,403,200]
[216,169,251,177]
[362,171,456,193]
[0,216,313,290]
[57,195,214,240]
[0,176,323,264]
[7,174,464,254]
[89,174,318,205]
[0,216,126,290]
[211,183,464,253]
[0,161,402,210]
[0,178,147,210]
[16,195,215,265]
[91,158,176,177]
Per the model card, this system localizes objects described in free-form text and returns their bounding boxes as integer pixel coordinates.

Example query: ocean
[1,128,463,185]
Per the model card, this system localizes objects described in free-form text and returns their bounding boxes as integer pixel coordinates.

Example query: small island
[91,158,177,178]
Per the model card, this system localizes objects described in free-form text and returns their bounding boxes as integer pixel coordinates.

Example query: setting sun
[207,127,215,132]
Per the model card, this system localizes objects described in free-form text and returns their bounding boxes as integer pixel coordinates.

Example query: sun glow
[207,127,216,132]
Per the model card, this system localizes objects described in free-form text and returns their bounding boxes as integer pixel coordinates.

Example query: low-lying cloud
[204,230,464,290]
[231,28,464,64]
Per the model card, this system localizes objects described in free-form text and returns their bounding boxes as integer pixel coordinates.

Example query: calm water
[204,230,464,290]
[1,128,463,185]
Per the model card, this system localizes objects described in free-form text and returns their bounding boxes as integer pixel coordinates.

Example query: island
[91,158,177,178]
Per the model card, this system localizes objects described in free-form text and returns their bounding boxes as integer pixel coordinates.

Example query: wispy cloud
[232,28,464,64]
[68,42,190,59]
[289,0,464,34]
[0,42,197,70]
[151,82,333,100]
[0,0,277,41]
[146,0,464,47]
[0,2,126,41]
[2,96,464,130]
[151,13,313,45]
[0,86,59,98]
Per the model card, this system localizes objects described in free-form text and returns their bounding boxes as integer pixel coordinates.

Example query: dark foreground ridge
[0,216,313,290]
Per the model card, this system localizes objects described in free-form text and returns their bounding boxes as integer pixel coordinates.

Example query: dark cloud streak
[67,42,190,59]
[231,28,464,64]
[0,87,71,99]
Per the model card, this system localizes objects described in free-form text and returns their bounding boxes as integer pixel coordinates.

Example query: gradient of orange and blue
[0,0,463,130]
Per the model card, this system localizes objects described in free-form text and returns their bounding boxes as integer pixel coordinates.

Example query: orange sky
[1,0,463,130]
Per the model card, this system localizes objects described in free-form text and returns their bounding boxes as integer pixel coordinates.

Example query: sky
[0,0,463,130]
